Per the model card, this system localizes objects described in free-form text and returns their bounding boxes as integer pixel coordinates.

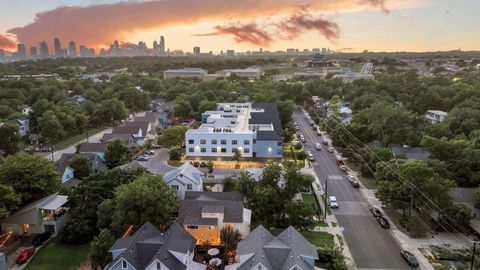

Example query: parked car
[295,126,299,130]
[317,130,322,136]
[347,175,359,188]
[323,139,328,145]
[199,161,207,168]
[328,196,339,208]
[137,155,150,161]
[315,143,322,150]
[32,231,52,247]
[231,172,238,178]
[151,143,161,149]
[16,248,35,265]
[300,137,306,143]
[369,207,382,217]
[327,148,334,153]
[339,164,347,171]
[376,216,390,228]
[310,121,314,126]
[145,150,155,155]
[400,250,419,267]
[308,153,315,161]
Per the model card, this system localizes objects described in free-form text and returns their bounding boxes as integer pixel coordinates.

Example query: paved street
[294,108,410,270]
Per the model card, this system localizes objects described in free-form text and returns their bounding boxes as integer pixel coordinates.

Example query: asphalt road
[294,108,410,270]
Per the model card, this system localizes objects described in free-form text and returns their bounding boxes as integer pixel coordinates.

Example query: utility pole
[471,241,480,270]
[324,178,329,221]
[86,130,89,143]
[50,146,54,161]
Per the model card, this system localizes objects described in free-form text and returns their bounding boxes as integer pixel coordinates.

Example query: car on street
[151,144,161,149]
[317,130,322,136]
[295,125,299,130]
[347,175,360,188]
[137,155,150,161]
[327,148,334,153]
[370,207,382,217]
[145,150,155,155]
[315,143,322,150]
[16,248,35,265]
[339,164,347,171]
[300,136,306,143]
[32,231,52,247]
[376,216,390,229]
[322,139,328,145]
[199,161,207,168]
[310,121,314,126]
[328,196,339,208]
[308,153,315,161]
[400,250,419,267]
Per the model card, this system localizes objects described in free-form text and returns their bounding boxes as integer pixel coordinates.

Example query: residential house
[390,146,431,161]
[100,133,134,146]
[177,191,252,245]
[163,163,203,199]
[226,225,318,270]
[78,142,107,160]
[56,153,106,187]
[71,95,86,104]
[104,222,205,270]
[4,119,29,137]
[425,110,448,124]
[1,193,70,235]
[20,105,32,116]
[101,121,150,147]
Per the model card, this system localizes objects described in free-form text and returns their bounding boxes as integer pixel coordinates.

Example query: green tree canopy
[158,126,188,148]
[89,229,116,270]
[105,139,131,168]
[69,155,93,179]
[0,123,21,155]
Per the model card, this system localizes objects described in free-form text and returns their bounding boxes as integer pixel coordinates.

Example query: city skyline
[0,0,479,53]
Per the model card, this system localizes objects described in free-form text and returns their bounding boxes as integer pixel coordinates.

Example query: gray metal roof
[256,130,281,141]
[236,225,318,270]
[250,103,283,137]
[163,163,203,185]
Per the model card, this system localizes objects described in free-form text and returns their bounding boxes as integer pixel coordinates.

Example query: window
[212,148,217,153]
[277,150,282,155]
[187,225,198,230]
[211,139,217,145]
[156,262,161,269]
[122,260,127,269]
[244,140,250,145]
[189,148,194,153]
[232,148,237,153]
[232,140,238,145]
[201,148,206,153]
[221,140,227,145]
[187,184,192,190]
[200,139,206,145]
[278,141,282,146]
[244,148,250,153]
[253,139,256,144]
[221,148,227,153]
[188,139,194,144]
[172,185,179,191]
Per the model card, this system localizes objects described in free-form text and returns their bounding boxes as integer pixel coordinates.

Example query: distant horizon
[0,0,479,53]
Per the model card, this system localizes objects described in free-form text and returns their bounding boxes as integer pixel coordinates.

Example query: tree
[440,203,472,229]
[197,99,217,117]
[0,184,21,220]
[207,160,214,174]
[168,147,182,161]
[277,100,295,126]
[284,201,316,230]
[259,163,282,189]
[232,148,242,161]
[89,229,115,270]
[69,155,93,179]
[98,98,128,124]
[158,126,189,148]
[115,88,151,112]
[317,248,348,270]
[0,153,60,204]
[220,226,241,263]
[235,172,256,196]
[222,177,236,192]
[105,139,131,168]
[0,124,21,155]
[173,96,193,121]
[39,110,65,143]
[60,218,97,244]
[104,174,178,233]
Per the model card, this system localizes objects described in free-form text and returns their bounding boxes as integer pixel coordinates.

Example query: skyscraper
[17,43,26,60]
[159,36,165,55]
[68,41,77,57]
[39,41,49,58]
[193,46,200,56]
[30,47,38,59]
[0,49,5,61]
[54,38,62,57]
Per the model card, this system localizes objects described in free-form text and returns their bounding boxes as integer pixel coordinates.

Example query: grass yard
[25,237,90,270]
[302,193,319,211]
[51,126,106,151]
[167,160,184,167]
[301,231,335,249]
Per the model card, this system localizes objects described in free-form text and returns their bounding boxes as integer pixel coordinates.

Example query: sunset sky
[0,0,479,53]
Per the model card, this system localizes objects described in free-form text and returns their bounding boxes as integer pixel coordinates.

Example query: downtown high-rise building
[0,49,4,61]
[17,43,26,60]
[68,41,77,57]
[30,47,38,59]
[193,46,200,56]
[39,41,49,58]
[54,38,62,57]
[159,36,165,55]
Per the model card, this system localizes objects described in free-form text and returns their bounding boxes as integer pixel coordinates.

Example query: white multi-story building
[163,68,207,79]
[425,110,448,124]
[216,67,263,79]
[185,103,283,159]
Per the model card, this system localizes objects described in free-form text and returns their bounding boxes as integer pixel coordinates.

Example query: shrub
[168,147,181,160]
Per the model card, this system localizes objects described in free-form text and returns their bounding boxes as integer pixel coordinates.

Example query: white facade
[164,68,207,79]
[216,68,263,79]
[426,110,448,124]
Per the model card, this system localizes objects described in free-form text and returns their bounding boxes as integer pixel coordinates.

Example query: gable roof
[56,153,98,174]
[236,225,318,270]
[100,133,132,143]
[178,191,246,225]
[78,143,107,153]
[107,222,195,270]
[8,193,68,219]
[163,163,203,185]
[121,121,150,132]
[112,126,143,135]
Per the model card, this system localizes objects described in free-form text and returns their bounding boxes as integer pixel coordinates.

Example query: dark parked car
[32,231,52,247]
[376,216,390,229]
[16,248,35,265]
[369,207,382,217]
[400,250,419,267]
[199,161,207,168]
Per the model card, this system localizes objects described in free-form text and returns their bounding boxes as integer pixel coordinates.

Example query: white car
[308,153,315,161]
[315,143,322,150]
[327,148,334,153]
[328,196,339,208]
[347,175,355,181]
[339,165,347,171]
[137,155,150,161]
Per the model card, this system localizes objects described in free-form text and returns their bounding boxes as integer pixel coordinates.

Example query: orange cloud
[193,23,273,47]
[7,0,391,50]
[0,34,16,50]
[362,0,390,14]
[277,11,340,41]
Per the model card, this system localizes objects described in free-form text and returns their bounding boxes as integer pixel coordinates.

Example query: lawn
[301,231,335,249]
[25,237,90,270]
[167,160,184,167]
[51,126,106,151]
[302,193,319,211]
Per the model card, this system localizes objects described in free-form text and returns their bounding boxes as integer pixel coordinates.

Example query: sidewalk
[301,163,357,270]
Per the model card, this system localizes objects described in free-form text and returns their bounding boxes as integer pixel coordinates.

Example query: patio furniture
[209,258,222,266]
[207,248,220,256]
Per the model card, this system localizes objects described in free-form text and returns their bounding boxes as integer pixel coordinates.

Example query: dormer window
[156,261,161,269]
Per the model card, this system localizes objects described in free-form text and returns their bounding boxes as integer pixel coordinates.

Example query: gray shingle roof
[163,163,203,185]
[56,153,105,174]
[78,143,107,153]
[391,147,431,160]
[236,225,318,270]
[178,191,245,225]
